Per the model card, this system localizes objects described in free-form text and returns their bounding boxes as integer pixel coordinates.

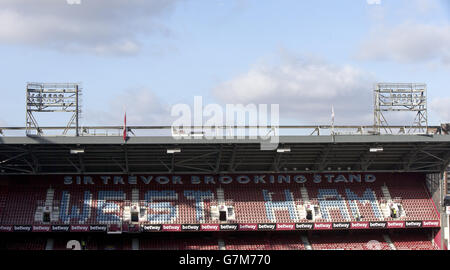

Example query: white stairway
[132,238,139,250]
[383,234,396,250]
[381,184,392,201]
[217,188,225,204]
[130,189,146,222]
[380,185,392,218]
[218,239,226,250]
[300,187,310,202]
[35,188,56,222]
[45,189,54,207]
[131,189,139,202]
[301,235,313,250]
[380,205,390,218]
[296,205,307,220]
[45,238,54,250]
[123,206,131,222]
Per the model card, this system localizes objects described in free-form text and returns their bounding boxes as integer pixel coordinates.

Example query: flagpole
[123,111,127,142]
[331,105,335,143]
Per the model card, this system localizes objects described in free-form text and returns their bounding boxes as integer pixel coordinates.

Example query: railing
[0,125,443,137]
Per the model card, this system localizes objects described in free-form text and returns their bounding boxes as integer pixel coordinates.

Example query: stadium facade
[0,128,450,250]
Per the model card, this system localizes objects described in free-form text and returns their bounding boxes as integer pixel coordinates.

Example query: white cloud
[366,0,381,5]
[0,0,182,55]
[213,55,376,124]
[358,22,450,65]
[431,97,450,123]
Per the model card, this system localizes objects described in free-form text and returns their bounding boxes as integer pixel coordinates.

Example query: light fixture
[70,149,84,154]
[167,148,181,154]
[305,167,310,171]
[277,147,291,153]
[190,131,204,137]
[369,147,383,153]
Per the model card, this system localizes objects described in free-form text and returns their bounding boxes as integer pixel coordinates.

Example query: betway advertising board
[0,220,439,233]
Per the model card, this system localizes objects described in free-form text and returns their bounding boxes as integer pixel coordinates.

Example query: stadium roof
[1,131,450,175]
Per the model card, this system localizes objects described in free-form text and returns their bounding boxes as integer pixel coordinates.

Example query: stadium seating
[308,232,391,250]
[0,174,442,250]
[1,185,47,224]
[224,233,306,250]
[0,186,7,219]
[390,232,439,250]
[0,174,439,225]
[52,236,133,250]
[0,235,47,250]
[0,231,438,250]
[139,235,219,250]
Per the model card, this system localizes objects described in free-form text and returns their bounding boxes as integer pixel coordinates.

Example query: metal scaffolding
[374,83,428,134]
[25,83,82,136]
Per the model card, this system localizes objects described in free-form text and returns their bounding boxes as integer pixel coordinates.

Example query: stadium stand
[0,231,437,250]
[139,233,219,250]
[308,231,391,250]
[0,173,441,250]
[140,238,219,250]
[0,235,47,250]
[51,236,132,250]
[390,231,439,250]
[0,173,439,226]
[223,232,306,250]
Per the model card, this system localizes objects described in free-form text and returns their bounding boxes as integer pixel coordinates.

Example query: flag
[331,105,335,135]
[331,105,335,125]
[123,112,127,141]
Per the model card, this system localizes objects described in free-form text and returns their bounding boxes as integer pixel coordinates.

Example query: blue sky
[0,0,449,128]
